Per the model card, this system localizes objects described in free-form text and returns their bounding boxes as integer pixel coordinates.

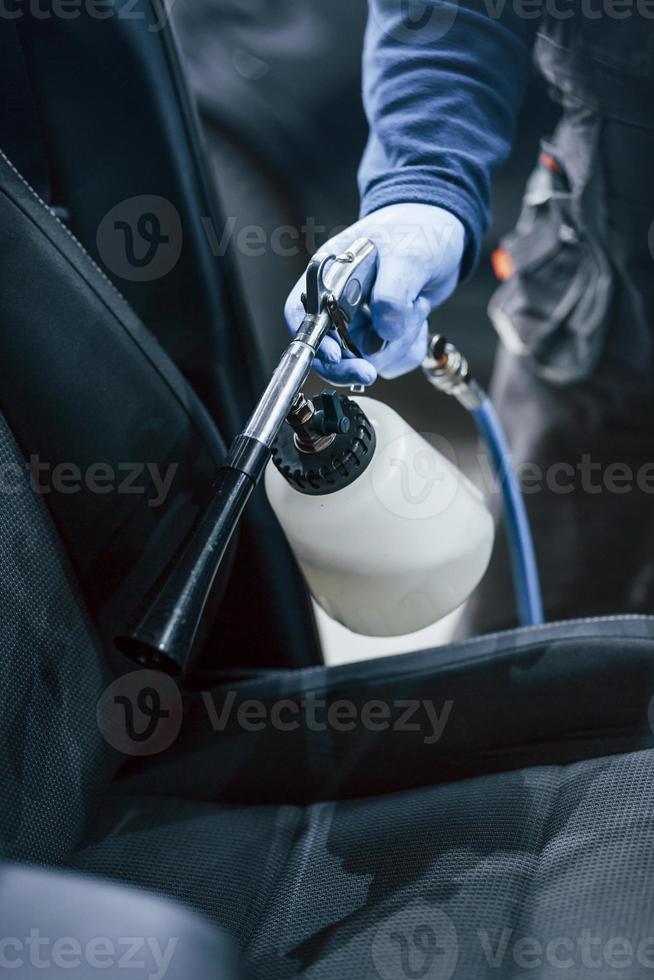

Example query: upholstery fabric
[0,416,116,864]
[70,752,654,979]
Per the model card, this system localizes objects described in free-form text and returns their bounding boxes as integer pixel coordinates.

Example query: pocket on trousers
[488,143,614,386]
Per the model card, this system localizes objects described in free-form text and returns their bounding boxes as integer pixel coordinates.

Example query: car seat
[2,7,654,980]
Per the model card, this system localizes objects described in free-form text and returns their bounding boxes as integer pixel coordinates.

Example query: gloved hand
[284,203,465,385]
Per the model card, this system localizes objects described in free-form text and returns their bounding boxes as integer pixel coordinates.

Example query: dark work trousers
[464,10,654,636]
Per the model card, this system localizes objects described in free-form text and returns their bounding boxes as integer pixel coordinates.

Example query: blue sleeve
[358,0,541,277]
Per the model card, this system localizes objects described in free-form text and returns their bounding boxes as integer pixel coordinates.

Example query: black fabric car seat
[3,372,654,977]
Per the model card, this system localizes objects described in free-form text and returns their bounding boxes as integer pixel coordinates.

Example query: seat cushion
[111,616,654,806]
[71,749,654,978]
[70,617,654,977]
[71,794,302,943]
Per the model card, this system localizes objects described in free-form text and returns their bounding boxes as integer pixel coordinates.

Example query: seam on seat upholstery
[194,631,654,711]
[245,802,328,947]
[505,765,564,979]
[0,157,224,466]
[244,803,312,946]
[205,617,654,697]
[0,148,125,300]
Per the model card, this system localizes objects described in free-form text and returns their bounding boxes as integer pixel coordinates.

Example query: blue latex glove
[284,203,465,385]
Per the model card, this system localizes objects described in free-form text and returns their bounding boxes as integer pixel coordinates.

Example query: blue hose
[472,396,544,627]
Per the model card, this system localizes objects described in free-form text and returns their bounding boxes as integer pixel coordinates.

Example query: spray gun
[115,239,379,673]
[117,237,542,675]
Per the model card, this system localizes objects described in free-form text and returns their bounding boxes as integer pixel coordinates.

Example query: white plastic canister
[265,396,494,636]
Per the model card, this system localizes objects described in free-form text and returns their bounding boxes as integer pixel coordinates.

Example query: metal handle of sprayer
[114,238,379,675]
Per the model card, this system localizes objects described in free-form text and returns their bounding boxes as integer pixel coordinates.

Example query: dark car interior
[2,4,654,979]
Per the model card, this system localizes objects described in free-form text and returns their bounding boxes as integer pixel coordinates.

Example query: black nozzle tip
[114,636,182,676]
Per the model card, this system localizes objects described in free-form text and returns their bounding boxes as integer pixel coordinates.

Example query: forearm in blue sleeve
[358,0,540,276]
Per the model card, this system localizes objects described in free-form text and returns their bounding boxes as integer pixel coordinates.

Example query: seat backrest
[1,4,321,668]
[0,406,116,865]
[13,3,258,431]
[0,150,226,651]
[0,18,238,867]
[0,1,323,870]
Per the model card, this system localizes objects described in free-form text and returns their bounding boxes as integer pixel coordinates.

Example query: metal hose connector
[422,335,483,411]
